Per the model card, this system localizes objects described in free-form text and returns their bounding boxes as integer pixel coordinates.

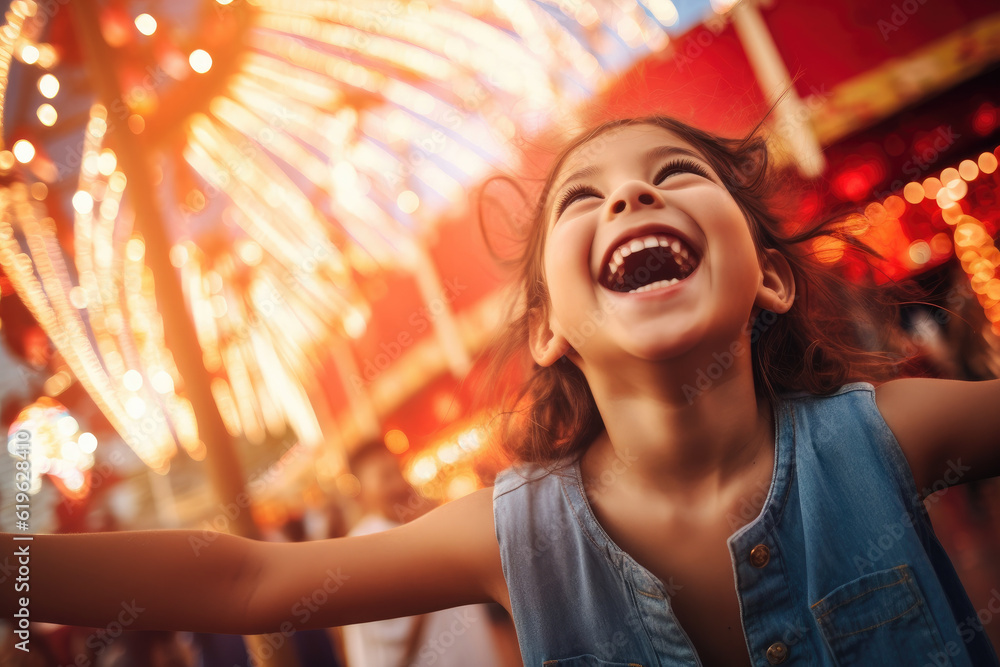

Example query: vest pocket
[542,657,643,667]
[810,563,949,665]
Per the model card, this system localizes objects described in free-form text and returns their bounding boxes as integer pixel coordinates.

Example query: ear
[755,247,795,314]
[528,306,572,367]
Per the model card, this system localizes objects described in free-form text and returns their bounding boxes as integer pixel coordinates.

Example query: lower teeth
[628,277,680,293]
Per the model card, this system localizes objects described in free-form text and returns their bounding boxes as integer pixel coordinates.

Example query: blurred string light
[0,104,199,470]
[933,149,1000,337]
[0,5,193,470]
[403,419,488,500]
[134,13,157,36]
[6,397,96,499]
[823,144,1000,338]
[0,0,715,469]
[188,48,212,73]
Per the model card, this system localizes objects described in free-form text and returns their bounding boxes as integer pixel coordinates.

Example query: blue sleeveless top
[492,382,1000,666]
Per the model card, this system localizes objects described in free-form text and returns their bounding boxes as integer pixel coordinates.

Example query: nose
[606,181,663,217]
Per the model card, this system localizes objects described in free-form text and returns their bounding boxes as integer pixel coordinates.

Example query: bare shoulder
[874,377,1000,497]
[245,486,509,632]
[399,485,510,611]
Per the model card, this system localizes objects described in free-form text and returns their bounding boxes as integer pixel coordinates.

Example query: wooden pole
[731,0,826,178]
[68,3,300,664]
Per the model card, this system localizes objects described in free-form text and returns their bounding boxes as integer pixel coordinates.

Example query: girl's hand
[875,377,1000,498]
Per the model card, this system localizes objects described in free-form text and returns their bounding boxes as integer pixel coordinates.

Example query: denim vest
[492,382,1000,666]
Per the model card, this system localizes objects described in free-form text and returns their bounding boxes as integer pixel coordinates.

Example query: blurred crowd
[0,436,521,667]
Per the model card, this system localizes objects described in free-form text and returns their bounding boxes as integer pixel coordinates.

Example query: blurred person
[187,631,253,667]
[96,630,193,667]
[340,440,502,667]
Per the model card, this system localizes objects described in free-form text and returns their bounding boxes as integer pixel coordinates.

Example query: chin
[616,332,704,363]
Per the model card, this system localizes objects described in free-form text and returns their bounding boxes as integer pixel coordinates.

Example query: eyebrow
[551,144,707,203]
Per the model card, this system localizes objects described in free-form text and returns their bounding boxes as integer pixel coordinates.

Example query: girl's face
[534,123,783,369]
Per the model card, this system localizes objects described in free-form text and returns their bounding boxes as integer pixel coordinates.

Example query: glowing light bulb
[902,182,923,204]
[979,152,998,175]
[922,177,942,199]
[126,237,145,261]
[647,0,679,25]
[72,191,94,214]
[385,429,409,454]
[12,139,35,163]
[123,369,143,391]
[397,190,419,214]
[151,370,174,394]
[940,167,960,187]
[189,49,213,74]
[98,150,117,176]
[908,240,931,266]
[78,432,98,453]
[20,44,39,64]
[38,73,59,98]
[58,415,79,436]
[135,13,157,35]
[169,244,189,267]
[36,103,56,126]
[958,159,979,182]
[343,309,366,338]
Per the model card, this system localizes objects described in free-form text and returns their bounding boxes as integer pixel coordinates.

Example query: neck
[579,336,774,508]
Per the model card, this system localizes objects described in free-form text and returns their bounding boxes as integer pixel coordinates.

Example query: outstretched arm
[1,527,257,633]
[875,377,1000,499]
[1,485,506,635]
[246,485,506,633]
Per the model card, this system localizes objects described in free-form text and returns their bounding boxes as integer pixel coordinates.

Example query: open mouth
[600,233,700,293]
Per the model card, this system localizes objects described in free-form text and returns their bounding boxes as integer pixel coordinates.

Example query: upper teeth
[607,234,692,278]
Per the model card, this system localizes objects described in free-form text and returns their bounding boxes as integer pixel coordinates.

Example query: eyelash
[554,158,711,217]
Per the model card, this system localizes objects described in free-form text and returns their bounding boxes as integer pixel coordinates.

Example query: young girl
[6,115,1000,667]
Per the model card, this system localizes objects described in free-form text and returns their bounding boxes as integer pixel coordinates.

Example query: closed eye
[654,158,711,184]
[553,158,712,219]
[554,183,600,218]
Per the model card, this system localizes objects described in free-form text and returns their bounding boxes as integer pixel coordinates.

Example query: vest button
[749,543,770,568]
[766,641,788,664]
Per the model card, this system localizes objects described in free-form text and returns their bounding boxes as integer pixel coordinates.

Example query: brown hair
[477,114,917,468]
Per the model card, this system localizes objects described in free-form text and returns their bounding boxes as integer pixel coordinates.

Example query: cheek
[698,195,760,278]
[544,223,591,275]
